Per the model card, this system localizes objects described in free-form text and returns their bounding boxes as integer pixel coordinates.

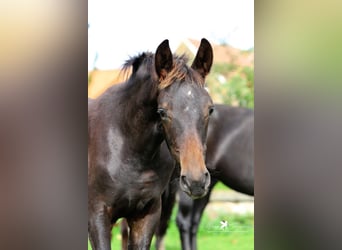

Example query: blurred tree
[207,63,254,108]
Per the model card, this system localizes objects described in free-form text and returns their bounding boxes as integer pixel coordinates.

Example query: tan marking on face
[160,102,169,109]
[179,132,207,181]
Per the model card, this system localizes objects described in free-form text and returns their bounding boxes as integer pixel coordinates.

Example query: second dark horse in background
[154,104,254,250]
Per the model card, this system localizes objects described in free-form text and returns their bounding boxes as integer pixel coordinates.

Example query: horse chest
[105,130,163,212]
[109,168,161,207]
[127,169,161,197]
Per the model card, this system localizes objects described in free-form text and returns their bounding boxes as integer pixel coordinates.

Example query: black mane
[121,52,154,80]
[121,52,199,89]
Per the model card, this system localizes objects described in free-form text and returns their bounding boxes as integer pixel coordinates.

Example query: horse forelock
[158,54,204,90]
[120,52,204,90]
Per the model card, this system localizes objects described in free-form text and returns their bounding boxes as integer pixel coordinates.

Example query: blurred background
[88,0,254,249]
[88,0,254,108]
[0,0,342,250]
[2,0,341,250]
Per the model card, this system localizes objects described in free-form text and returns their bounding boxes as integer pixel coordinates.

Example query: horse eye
[157,108,168,119]
[208,106,215,116]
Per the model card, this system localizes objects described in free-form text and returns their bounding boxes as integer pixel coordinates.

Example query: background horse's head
[155,39,214,199]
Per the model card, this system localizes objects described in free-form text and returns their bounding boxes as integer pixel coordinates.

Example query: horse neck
[118,76,163,161]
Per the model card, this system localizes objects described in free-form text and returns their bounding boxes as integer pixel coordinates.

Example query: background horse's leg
[176,178,218,250]
[88,206,112,250]
[155,183,178,250]
[121,219,129,250]
[176,191,194,250]
[127,199,161,250]
[189,179,218,250]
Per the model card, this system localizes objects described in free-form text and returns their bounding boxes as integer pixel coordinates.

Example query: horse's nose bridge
[179,131,207,181]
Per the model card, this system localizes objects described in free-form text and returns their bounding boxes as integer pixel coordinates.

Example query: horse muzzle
[179,171,210,199]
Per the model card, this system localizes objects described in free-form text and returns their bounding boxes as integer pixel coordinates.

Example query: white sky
[88,0,254,70]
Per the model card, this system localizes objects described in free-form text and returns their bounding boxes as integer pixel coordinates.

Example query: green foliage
[212,63,238,73]
[224,75,253,108]
[207,63,254,109]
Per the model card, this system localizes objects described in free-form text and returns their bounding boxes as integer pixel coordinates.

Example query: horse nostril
[203,172,210,187]
[181,175,190,189]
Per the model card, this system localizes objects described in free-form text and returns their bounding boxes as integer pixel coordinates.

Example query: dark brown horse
[88,39,214,250]
[175,105,254,250]
[151,105,254,250]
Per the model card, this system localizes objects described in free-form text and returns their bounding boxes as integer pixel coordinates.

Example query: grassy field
[152,208,254,250]
[88,199,254,249]
[213,181,228,191]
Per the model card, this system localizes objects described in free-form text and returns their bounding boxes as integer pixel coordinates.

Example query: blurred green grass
[213,181,229,191]
[155,208,254,250]
[88,201,254,250]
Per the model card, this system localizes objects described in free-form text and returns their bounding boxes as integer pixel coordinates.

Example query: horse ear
[191,38,213,78]
[155,39,173,80]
